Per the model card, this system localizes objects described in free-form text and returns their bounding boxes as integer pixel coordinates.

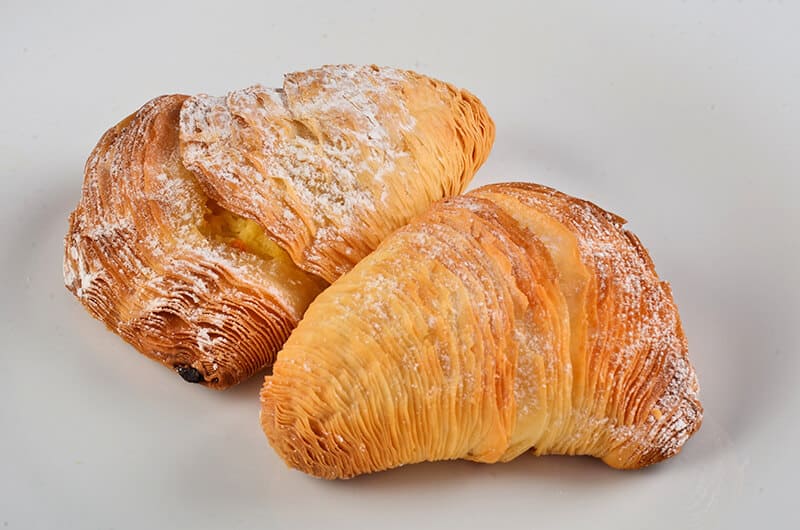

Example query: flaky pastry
[64,65,494,388]
[261,183,702,478]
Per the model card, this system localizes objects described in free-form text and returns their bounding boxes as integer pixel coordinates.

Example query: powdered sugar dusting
[179,65,429,281]
[63,94,326,388]
[262,182,700,477]
[472,184,702,464]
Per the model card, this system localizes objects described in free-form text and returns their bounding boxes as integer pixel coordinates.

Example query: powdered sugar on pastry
[64,66,495,388]
[64,95,328,389]
[180,64,494,282]
[261,183,702,478]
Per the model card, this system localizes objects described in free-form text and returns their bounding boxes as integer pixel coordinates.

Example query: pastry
[63,65,495,389]
[261,182,702,478]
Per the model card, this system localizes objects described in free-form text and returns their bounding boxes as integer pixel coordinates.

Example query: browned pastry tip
[64,65,495,388]
[261,182,702,478]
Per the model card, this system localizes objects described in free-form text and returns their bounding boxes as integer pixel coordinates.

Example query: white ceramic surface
[2,1,798,528]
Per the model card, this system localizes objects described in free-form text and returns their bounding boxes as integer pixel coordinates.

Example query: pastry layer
[65,65,495,388]
[261,183,702,477]
[65,96,327,389]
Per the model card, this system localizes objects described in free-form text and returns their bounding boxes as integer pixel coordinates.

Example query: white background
[2,1,798,528]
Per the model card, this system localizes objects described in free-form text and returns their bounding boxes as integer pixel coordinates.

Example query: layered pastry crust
[261,183,702,478]
[64,66,494,388]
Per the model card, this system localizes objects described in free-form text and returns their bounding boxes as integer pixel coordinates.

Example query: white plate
[2,1,798,528]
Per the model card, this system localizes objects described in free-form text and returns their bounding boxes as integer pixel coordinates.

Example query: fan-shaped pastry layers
[64,95,327,389]
[64,65,495,388]
[261,183,702,478]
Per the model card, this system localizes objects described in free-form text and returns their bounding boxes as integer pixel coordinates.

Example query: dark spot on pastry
[175,364,203,383]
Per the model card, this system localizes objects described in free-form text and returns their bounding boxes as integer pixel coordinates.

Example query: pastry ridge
[260,182,702,478]
[180,64,494,282]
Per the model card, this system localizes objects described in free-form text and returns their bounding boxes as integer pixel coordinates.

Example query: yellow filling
[198,199,328,303]
[200,200,291,262]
